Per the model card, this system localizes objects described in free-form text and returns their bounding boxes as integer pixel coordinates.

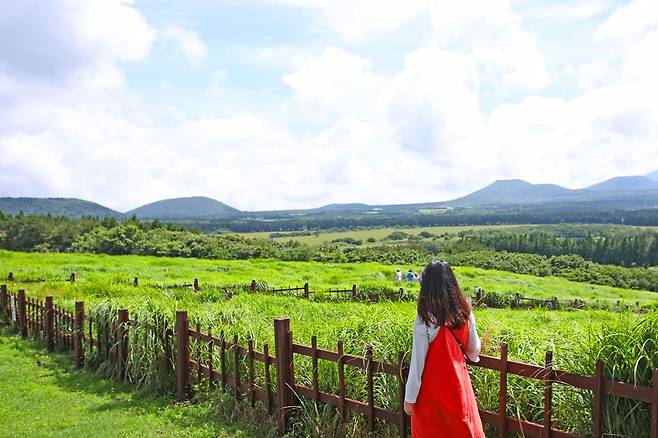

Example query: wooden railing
[1,285,657,437]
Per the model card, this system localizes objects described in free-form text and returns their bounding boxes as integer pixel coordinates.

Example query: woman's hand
[403,402,415,416]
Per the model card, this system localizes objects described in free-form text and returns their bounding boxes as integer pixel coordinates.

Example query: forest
[1,211,658,292]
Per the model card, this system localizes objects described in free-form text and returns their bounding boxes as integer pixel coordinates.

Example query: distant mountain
[127,196,241,219]
[646,171,658,182]
[584,176,658,192]
[447,179,573,207]
[0,197,121,218]
[312,203,370,212]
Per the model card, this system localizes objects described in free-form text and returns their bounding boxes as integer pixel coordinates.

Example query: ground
[0,333,260,438]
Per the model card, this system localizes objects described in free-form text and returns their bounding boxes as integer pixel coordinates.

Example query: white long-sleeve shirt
[404,312,481,403]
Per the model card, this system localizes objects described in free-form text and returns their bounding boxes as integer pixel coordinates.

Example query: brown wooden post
[351,284,357,300]
[303,283,309,299]
[116,309,129,381]
[133,277,138,287]
[311,336,319,404]
[0,284,7,325]
[251,280,256,291]
[338,340,346,421]
[69,272,75,282]
[74,301,85,369]
[398,351,408,438]
[476,288,482,307]
[17,289,27,338]
[651,368,658,438]
[274,317,293,436]
[543,351,553,437]
[45,296,54,351]
[193,278,200,291]
[176,310,190,401]
[220,331,227,388]
[208,326,214,389]
[248,339,255,407]
[366,346,375,433]
[498,343,508,438]
[7,272,14,282]
[593,359,604,438]
[233,334,240,400]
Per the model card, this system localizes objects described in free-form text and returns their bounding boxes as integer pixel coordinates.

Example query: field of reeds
[1,250,657,437]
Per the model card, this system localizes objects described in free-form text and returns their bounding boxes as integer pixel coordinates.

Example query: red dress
[411,321,485,437]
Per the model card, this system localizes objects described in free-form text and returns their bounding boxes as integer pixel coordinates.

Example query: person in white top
[403,260,484,437]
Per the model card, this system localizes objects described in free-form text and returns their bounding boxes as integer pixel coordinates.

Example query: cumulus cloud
[0,0,657,211]
[160,26,208,63]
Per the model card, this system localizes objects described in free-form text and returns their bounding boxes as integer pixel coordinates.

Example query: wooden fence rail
[1,285,657,437]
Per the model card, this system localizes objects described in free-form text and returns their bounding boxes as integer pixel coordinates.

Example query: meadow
[1,250,657,436]
[239,224,524,245]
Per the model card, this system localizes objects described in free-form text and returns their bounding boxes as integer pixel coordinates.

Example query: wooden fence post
[117,309,129,381]
[352,285,357,300]
[274,317,293,436]
[133,277,139,287]
[543,351,553,437]
[397,351,408,438]
[7,272,14,282]
[303,283,309,299]
[74,301,84,369]
[17,289,27,338]
[45,296,54,351]
[193,278,200,292]
[651,368,657,438]
[251,280,256,291]
[593,359,603,438]
[69,272,75,282]
[498,343,508,438]
[176,310,190,401]
[0,284,7,325]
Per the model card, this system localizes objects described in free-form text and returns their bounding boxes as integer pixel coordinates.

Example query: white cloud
[1,0,658,212]
[209,69,228,95]
[596,0,658,42]
[161,26,208,63]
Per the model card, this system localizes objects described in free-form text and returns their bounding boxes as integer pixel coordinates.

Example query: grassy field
[2,250,656,306]
[0,332,269,438]
[238,224,525,245]
[1,250,656,436]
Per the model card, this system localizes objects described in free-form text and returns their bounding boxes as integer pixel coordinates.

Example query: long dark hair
[417,260,471,329]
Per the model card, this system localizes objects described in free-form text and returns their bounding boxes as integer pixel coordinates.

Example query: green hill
[0,197,121,218]
[126,196,241,219]
[584,176,658,191]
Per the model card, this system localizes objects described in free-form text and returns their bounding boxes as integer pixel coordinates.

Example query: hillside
[0,197,121,218]
[584,176,658,192]
[127,196,241,219]
[447,179,573,207]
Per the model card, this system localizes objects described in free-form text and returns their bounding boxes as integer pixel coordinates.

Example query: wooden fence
[1,285,657,437]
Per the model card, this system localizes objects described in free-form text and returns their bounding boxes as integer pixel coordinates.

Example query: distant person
[396,269,403,282]
[404,260,484,437]
[406,269,414,282]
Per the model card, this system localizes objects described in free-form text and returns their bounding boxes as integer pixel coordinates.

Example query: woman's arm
[465,311,481,363]
[404,315,429,404]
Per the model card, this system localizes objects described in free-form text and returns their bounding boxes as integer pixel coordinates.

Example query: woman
[403,260,484,437]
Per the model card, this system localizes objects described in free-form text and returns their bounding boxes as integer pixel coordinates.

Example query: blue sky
[1,0,657,211]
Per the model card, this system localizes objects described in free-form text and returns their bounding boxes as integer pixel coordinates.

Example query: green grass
[2,250,655,306]
[0,333,265,438]
[1,250,656,437]
[239,224,526,245]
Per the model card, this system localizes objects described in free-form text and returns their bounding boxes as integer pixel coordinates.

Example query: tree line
[1,211,657,292]
[461,226,658,267]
